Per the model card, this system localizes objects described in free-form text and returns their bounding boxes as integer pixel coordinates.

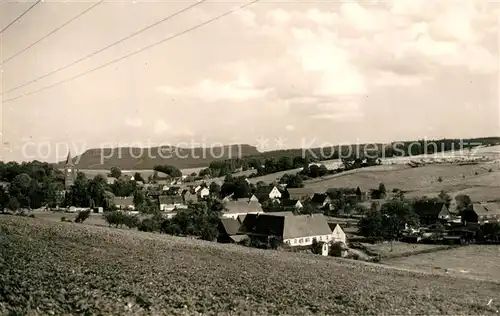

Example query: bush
[61,217,66,222]
[123,214,140,229]
[437,176,443,183]
[75,210,90,223]
[138,218,161,232]
[311,238,323,255]
[104,211,126,228]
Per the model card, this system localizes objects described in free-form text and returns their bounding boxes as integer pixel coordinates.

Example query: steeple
[65,150,74,167]
[64,150,77,189]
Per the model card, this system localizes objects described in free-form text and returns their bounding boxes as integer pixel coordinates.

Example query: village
[35,147,499,262]
[2,0,500,312]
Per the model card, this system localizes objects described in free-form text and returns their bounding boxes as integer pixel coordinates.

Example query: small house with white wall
[254,185,282,202]
[159,196,186,212]
[198,187,210,199]
[113,196,135,210]
[240,213,335,248]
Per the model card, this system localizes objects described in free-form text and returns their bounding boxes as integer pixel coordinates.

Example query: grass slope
[386,245,500,282]
[0,217,499,315]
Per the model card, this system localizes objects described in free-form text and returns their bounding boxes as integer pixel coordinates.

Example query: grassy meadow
[1,216,499,315]
[385,245,500,282]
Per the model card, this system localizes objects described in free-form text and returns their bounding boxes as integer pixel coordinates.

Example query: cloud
[154,120,169,135]
[310,99,364,122]
[373,71,432,87]
[157,71,271,102]
[124,118,143,128]
[285,125,295,131]
[156,0,498,136]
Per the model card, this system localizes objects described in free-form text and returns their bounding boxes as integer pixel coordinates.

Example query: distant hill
[55,144,260,170]
[54,137,500,171]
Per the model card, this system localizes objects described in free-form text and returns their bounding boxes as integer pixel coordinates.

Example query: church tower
[64,151,77,189]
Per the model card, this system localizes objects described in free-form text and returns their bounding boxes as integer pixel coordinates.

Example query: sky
[0,0,499,162]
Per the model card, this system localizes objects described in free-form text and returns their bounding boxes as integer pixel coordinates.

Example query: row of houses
[113,185,212,215]
[410,200,500,226]
[244,185,365,211]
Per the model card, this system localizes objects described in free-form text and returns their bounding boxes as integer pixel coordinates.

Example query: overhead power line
[2,0,259,104]
[1,0,104,65]
[1,0,207,96]
[0,0,41,35]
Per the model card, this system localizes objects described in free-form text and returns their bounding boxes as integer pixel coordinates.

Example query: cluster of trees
[200,156,312,178]
[369,183,387,199]
[103,201,223,241]
[0,161,163,212]
[153,165,182,178]
[0,161,64,211]
[358,200,419,241]
[279,174,304,188]
[300,164,329,178]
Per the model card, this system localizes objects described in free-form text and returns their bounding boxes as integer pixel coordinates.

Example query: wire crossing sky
[1,0,104,65]
[0,0,41,35]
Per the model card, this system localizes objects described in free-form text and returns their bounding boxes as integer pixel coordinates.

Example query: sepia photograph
[1,0,500,314]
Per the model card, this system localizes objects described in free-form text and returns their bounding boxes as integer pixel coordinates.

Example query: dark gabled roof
[223,200,263,214]
[254,186,274,194]
[282,199,301,207]
[311,193,329,204]
[159,195,183,205]
[414,202,448,217]
[113,196,134,206]
[240,213,285,236]
[240,213,332,240]
[219,218,241,236]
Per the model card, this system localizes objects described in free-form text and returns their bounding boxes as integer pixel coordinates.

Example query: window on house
[286,240,290,244]
[294,239,297,244]
[319,236,323,241]
[305,238,310,242]
[299,238,303,244]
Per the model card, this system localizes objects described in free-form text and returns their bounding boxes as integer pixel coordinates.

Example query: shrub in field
[75,210,90,223]
[269,236,283,250]
[60,216,66,222]
[123,214,140,229]
[311,238,323,255]
[437,176,443,182]
[104,211,126,228]
[138,218,161,232]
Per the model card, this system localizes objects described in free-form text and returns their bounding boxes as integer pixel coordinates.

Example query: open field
[1,216,499,315]
[303,163,500,201]
[32,211,108,227]
[360,241,451,258]
[386,245,500,282]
